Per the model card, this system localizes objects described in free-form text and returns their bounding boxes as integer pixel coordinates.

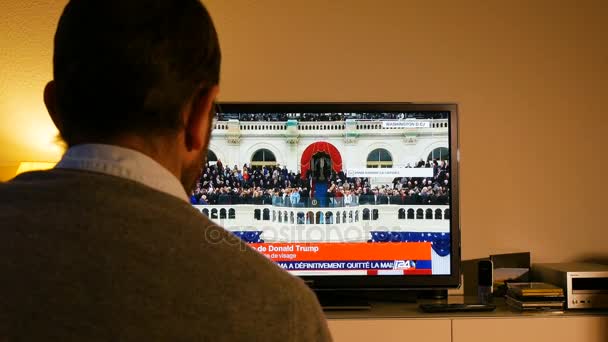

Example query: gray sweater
[0,169,331,341]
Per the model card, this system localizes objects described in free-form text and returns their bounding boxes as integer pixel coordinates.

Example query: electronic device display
[534,262,608,309]
[191,103,460,290]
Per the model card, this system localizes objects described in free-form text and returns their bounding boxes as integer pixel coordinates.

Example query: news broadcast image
[191,111,452,276]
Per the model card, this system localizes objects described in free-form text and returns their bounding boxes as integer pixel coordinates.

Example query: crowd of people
[216,111,449,122]
[190,159,450,207]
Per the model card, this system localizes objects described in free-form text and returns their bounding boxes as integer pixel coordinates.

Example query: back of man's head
[52,0,221,145]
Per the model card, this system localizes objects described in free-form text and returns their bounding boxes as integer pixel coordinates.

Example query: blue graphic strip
[415,260,432,269]
[232,231,264,243]
[369,232,451,257]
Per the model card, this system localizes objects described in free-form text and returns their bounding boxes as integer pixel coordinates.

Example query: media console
[326,297,608,342]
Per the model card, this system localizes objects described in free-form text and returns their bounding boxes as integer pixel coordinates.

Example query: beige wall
[1,0,606,263]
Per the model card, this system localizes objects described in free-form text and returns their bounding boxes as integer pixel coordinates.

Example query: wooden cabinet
[452,316,608,342]
[326,302,608,342]
[328,319,451,342]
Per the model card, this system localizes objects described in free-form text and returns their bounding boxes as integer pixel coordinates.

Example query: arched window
[297,212,305,224]
[316,211,323,224]
[336,211,341,224]
[435,209,443,220]
[220,208,227,219]
[444,208,451,220]
[425,209,433,220]
[307,211,315,224]
[263,208,270,221]
[427,147,449,161]
[398,208,406,219]
[290,212,295,224]
[207,150,218,165]
[251,149,277,168]
[416,209,424,220]
[284,211,288,223]
[228,208,236,219]
[202,208,209,217]
[325,212,333,224]
[372,209,379,220]
[367,148,393,168]
[254,209,261,220]
[211,209,218,219]
[407,209,415,220]
[363,208,370,220]
[354,210,359,222]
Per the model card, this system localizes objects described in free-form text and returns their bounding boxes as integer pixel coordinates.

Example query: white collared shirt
[55,144,188,202]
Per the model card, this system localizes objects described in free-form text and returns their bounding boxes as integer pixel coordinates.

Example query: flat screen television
[191,102,460,298]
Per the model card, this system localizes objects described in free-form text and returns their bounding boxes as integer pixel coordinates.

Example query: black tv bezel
[216,102,461,290]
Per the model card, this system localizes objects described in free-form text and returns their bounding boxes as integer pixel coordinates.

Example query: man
[356,186,366,205]
[334,185,344,206]
[389,190,402,205]
[377,189,389,205]
[372,188,379,205]
[300,186,310,206]
[343,190,354,207]
[290,187,301,207]
[206,187,219,205]
[0,1,331,341]
[261,190,273,205]
[283,188,292,207]
[217,188,231,205]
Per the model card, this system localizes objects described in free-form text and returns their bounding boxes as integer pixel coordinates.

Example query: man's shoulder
[0,169,320,309]
[1,169,190,205]
[4,168,154,190]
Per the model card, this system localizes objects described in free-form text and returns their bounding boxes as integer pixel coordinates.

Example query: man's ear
[184,85,219,151]
[44,81,63,132]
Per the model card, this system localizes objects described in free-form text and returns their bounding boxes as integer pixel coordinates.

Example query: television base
[315,289,448,310]
[316,293,371,311]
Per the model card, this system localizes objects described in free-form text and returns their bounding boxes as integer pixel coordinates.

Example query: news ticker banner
[381,120,431,129]
[346,168,433,178]
[249,242,432,272]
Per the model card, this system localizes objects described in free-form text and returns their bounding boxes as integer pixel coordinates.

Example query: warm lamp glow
[0,95,65,163]
[15,162,57,176]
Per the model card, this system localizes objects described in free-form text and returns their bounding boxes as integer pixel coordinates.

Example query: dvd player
[533,263,608,309]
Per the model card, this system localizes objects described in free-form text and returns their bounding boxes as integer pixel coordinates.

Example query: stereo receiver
[534,262,608,309]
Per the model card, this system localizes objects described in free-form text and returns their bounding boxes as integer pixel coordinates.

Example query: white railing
[214,122,230,130]
[298,122,346,131]
[239,121,287,131]
[194,204,448,222]
[353,119,449,130]
[213,119,448,134]
[193,204,450,242]
[354,119,449,133]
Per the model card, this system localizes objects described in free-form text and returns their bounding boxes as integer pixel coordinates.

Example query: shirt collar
[56,144,189,202]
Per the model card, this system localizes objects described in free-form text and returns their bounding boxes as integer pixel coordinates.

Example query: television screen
[191,103,460,289]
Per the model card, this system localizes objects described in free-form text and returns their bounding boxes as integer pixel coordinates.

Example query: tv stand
[315,289,448,310]
[417,289,449,300]
[316,292,371,311]
[326,297,608,342]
